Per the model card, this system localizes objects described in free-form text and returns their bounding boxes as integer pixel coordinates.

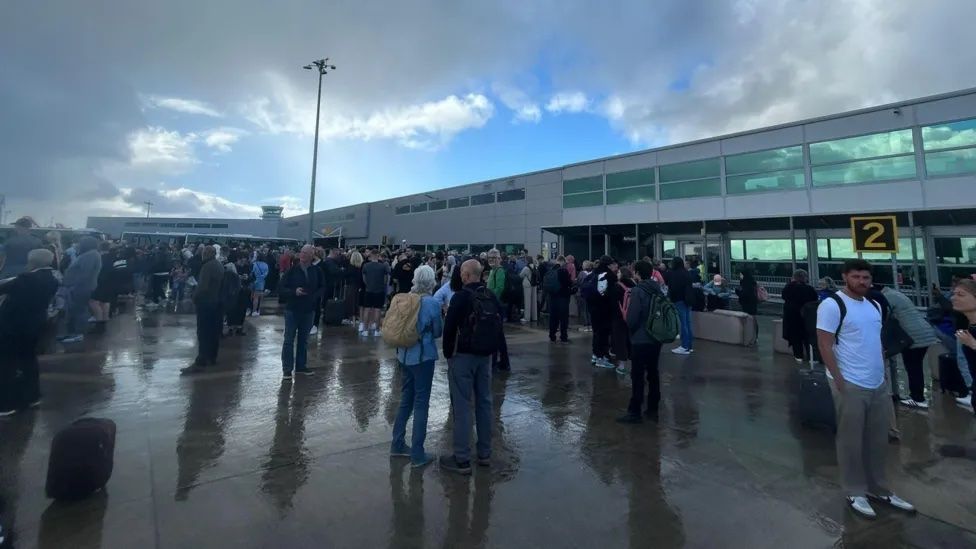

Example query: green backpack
[644,288,680,343]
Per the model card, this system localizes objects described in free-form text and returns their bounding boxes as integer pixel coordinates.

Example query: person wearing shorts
[361,250,390,337]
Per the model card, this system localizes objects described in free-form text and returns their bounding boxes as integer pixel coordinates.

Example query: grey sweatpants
[829,377,892,497]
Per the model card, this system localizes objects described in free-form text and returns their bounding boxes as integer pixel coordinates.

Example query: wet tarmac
[1,304,975,549]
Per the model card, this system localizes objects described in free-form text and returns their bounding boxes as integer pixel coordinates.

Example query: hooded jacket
[625,279,665,346]
[61,237,102,295]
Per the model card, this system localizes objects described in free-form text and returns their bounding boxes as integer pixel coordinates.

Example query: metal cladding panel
[562,162,604,180]
[922,175,976,209]
[804,108,916,143]
[562,206,605,226]
[657,197,724,222]
[657,141,722,165]
[720,126,805,156]
[810,180,924,215]
[725,189,810,218]
[525,197,564,214]
[602,202,658,224]
[605,152,657,173]
[915,94,976,125]
[525,180,563,202]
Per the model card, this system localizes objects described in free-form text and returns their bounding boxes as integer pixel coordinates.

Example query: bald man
[440,258,503,474]
[278,244,324,380]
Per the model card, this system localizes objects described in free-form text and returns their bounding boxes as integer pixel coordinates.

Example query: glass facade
[659,178,721,200]
[449,197,469,208]
[607,185,655,205]
[659,158,721,200]
[563,192,603,208]
[563,175,604,209]
[810,129,916,186]
[725,146,804,194]
[395,206,410,215]
[497,188,526,202]
[470,192,495,206]
[428,200,447,211]
[411,203,428,213]
[923,117,976,177]
[605,168,655,205]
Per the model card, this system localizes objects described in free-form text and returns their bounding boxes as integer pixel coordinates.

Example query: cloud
[202,127,248,153]
[492,83,542,123]
[127,126,199,173]
[545,91,590,114]
[243,77,494,150]
[119,186,262,218]
[143,95,222,117]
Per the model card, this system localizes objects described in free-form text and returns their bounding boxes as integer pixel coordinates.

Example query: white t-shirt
[816,291,884,389]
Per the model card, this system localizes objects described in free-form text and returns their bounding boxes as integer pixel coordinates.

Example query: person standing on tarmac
[665,257,695,355]
[616,260,665,424]
[278,245,324,380]
[816,259,915,519]
[587,256,619,369]
[182,245,224,374]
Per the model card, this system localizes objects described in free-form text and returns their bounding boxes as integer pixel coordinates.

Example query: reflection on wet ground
[1,309,975,548]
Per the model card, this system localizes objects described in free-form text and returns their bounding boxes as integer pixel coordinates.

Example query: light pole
[303,58,336,244]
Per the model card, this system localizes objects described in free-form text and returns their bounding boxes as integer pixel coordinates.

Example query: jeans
[448,354,492,463]
[282,309,315,373]
[548,295,570,341]
[195,302,222,365]
[590,305,611,358]
[675,301,693,350]
[577,297,590,327]
[900,346,929,402]
[628,343,663,416]
[829,377,892,497]
[391,360,436,462]
[62,289,91,337]
[959,339,973,387]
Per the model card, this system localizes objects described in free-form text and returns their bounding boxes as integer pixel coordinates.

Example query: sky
[2,0,975,227]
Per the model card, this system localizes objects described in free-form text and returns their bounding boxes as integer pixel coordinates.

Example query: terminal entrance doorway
[664,238,723,277]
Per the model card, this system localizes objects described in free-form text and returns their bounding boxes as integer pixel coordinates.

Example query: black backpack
[461,287,502,356]
[504,270,522,304]
[529,265,541,287]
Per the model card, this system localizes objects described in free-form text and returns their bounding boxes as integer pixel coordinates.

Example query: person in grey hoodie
[617,260,666,424]
[58,236,101,343]
[882,286,938,409]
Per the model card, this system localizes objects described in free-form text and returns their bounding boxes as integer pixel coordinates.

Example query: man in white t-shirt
[816,259,915,519]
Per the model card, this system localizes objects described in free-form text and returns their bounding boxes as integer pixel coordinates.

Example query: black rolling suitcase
[46,418,117,500]
[323,283,345,326]
[798,367,836,431]
[939,353,968,395]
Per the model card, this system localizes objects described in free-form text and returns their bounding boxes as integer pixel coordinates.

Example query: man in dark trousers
[0,249,59,415]
[279,245,324,380]
[440,259,502,475]
[547,256,573,343]
[182,245,223,375]
[617,260,666,424]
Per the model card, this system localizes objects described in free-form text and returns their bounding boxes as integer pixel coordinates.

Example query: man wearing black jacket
[547,256,573,343]
[665,257,695,355]
[278,245,324,379]
[440,259,500,475]
[182,245,224,375]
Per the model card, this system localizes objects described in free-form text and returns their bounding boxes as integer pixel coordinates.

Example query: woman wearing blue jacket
[391,265,443,468]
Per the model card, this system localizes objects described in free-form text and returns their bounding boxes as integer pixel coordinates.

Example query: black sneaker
[616,414,643,424]
[438,455,472,475]
[644,409,659,422]
[559,339,570,344]
[476,455,491,467]
[282,372,293,381]
[180,365,205,376]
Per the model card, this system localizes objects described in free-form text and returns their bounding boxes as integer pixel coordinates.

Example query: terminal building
[89,87,976,303]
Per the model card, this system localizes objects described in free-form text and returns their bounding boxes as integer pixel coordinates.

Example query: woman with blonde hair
[346,250,364,325]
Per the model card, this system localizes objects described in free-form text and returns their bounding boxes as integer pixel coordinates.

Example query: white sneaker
[847,496,877,518]
[254,311,260,317]
[372,330,382,337]
[309,326,318,336]
[359,330,369,337]
[597,358,615,369]
[869,493,916,513]
[358,322,366,332]
[671,347,691,355]
[794,357,804,364]
[955,396,973,409]
[899,398,929,410]
[591,354,599,364]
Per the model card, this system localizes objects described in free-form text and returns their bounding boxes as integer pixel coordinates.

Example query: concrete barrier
[772,319,791,355]
[691,310,757,346]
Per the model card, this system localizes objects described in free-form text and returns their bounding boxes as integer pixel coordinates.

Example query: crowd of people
[3,214,976,520]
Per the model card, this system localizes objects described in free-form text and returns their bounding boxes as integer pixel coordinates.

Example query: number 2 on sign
[862,222,886,248]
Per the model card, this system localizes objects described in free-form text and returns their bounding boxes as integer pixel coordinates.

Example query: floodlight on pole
[303,57,336,244]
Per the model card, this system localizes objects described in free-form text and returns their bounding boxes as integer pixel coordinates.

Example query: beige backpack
[382,293,421,347]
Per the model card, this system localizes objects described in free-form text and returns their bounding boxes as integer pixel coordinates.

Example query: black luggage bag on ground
[46,418,117,500]
[798,367,836,432]
[939,353,968,395]
[322,282,345,326]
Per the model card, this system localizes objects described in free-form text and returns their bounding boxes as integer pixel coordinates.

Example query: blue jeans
[282,309,314,373]
[391,360,436,462]
[959,339,973,387]
[676,301,693,350]
[448,354,492,463]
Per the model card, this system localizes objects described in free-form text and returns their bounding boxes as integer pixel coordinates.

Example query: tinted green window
[606,168,654,190]
[411,203,428,213]
[563,176,603,194]
[395,206,410,215]
[562,191,603,208]
[812,156,917,186]
[730,240,745,260]
[925,149,976,177]
[659,178,721,200]
[429,200,447,211]
[809,129,914,164]
[448,197,469,208]
[659,158,720,183]
[819,237,924,261]
[497,189,525,202]
[606,186,655,205]
[741,239,808,261]
[726,169,805,194]
[922,118,976,151]
[725,146,803,175]
[471,192,495,205]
